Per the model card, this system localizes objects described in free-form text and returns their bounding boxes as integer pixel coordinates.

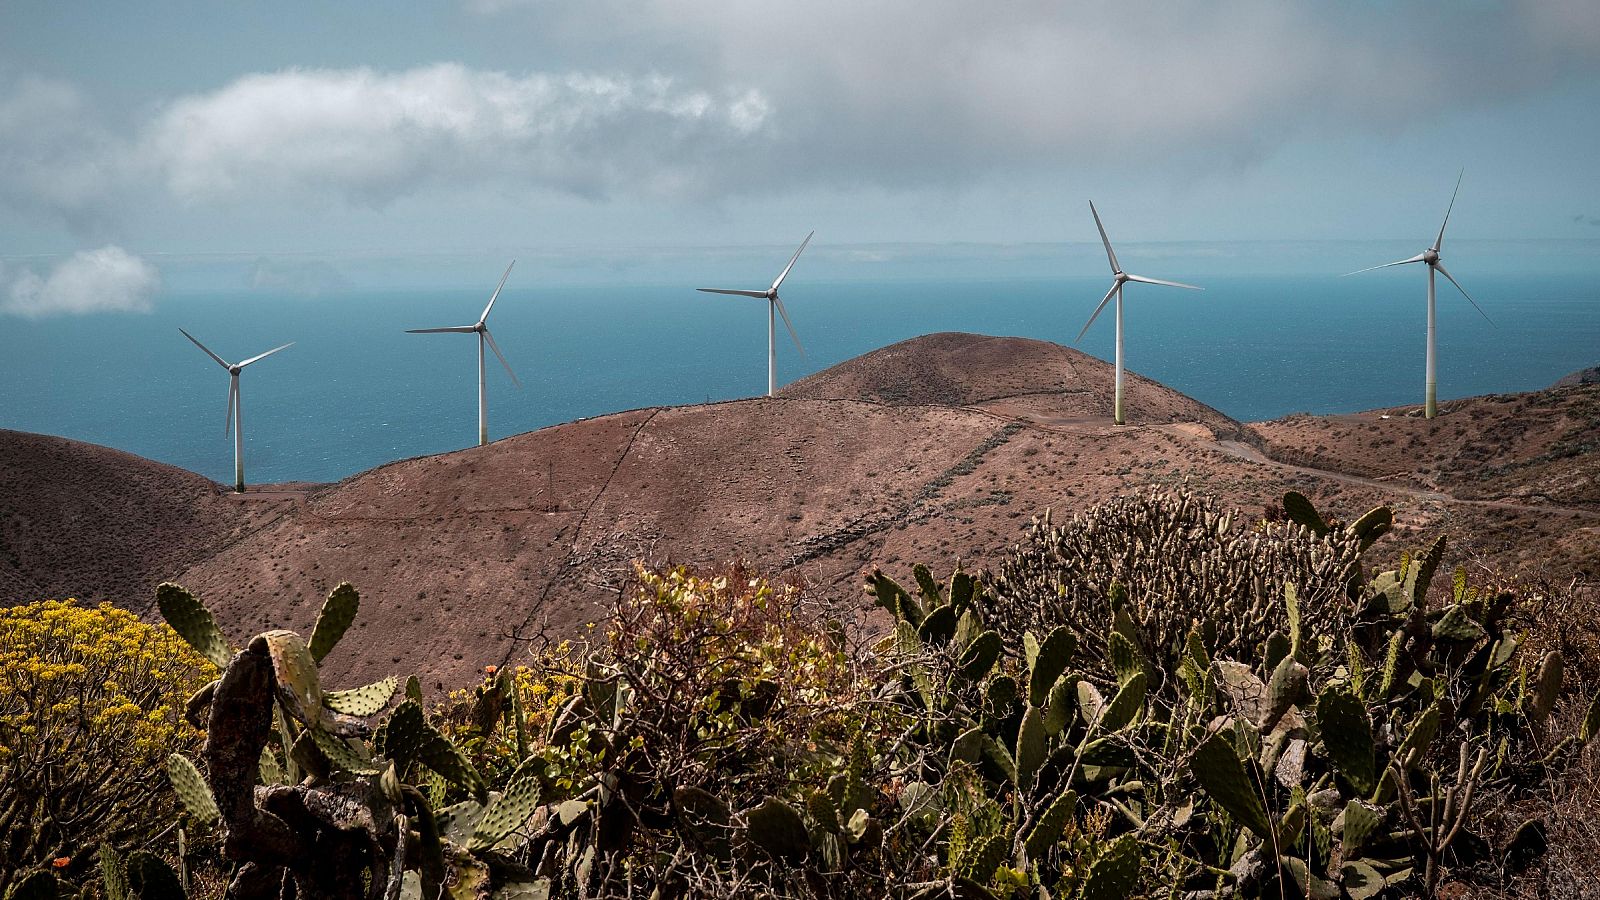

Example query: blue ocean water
[2,274,1597,486]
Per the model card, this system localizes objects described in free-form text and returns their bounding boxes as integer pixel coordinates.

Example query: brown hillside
[4,334,1595,690]
[1249,385,1600,576]
[780,332,1249,439]
[0,430,282,610]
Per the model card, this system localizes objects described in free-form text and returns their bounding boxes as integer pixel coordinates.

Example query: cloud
[3,2,1599,231]
[1,246,160,318]
[142,64,772,206]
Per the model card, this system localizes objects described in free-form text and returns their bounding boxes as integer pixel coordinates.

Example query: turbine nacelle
[1424,249,1440,265]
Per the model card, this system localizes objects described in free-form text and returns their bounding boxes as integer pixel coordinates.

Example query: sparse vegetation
[4,490,1598,899]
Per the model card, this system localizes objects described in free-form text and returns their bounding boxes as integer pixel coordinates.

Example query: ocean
[3,274,1597,486]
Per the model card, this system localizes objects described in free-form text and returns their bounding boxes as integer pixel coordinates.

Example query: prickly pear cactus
[156,583,232,668]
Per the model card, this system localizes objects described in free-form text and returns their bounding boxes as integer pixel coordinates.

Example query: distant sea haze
[3,274,1596,486]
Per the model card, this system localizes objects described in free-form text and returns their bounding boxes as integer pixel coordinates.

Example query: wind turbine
[697,232,812,397]
[1074,202,1202,426]
[178,328,293,493]
[407,261,520,447]
[1345,172,1491,419]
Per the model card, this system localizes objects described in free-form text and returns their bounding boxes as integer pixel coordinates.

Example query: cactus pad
[259,630,326,728]
[958,630,1003,680]
[125,851,186,900]
[309,725,383,775]
[384,700,487,800]
[744,798,810,863]
[1100,672,1147,732]
[1024,789,1077,862]
[166,753,220,825]
[100,843,129,900]
[676,786,733,858]
[1030,626,1077,705]
[308,582,360,663]
[1079,834,1141,900]
[471,760,543,851]
[1191,732,1272,839]
[156,583,232,668]
[1014,705,1047,790]
[963,832,1007,884]
[325,676,399,717]
[1317,686,1376,795]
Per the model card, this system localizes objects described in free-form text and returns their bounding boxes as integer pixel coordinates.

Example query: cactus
[258,630,327,729]
[1191,732,1272,840]
[1078,835,1141,900]
[166,754,219,826]
[156,583,231,668]
[126,851,186,900]
[1014,706,1047,791]
[1098,672,1147,732]
[308,582,360,663]
[1282,490,1329,536]
[675,787,733,858]
[1028,627,1076,705]
[309,726,383,775]
[963,832,1008,884]
[101,844,129,900]
[1530,651,1563,725]
[959,631,1003,680]
[383,700,487,801]
[1316,686,1376,796]
[744,798,810,863]
[1023,789,1077,863]
[469,761,543,851]
[325,676,400,717]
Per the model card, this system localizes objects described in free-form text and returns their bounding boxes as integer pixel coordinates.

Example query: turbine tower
[1075,202,1202,426]
[407,261,521,447]
[179,328,293,493]
[697,232,812,397]
[1345,172,1491,419]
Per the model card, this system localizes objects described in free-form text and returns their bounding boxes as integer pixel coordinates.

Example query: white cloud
[142,64,773,206]
[2,246,160,318]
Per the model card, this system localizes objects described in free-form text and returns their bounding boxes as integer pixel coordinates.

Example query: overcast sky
[3,1,1600,310]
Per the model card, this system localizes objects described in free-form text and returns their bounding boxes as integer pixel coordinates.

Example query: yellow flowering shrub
[0,599,217,883]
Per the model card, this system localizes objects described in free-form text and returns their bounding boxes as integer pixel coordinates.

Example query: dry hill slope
[0,430,282,608]
[4,334,1594,690]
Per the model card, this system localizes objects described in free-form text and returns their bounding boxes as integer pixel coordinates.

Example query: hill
[1555,365,1600,387]
[779,332,1250,439]
[3,333,1595,688]
[0,430,285,610]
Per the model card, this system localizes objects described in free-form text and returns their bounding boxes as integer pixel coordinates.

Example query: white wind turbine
[407,261,521,447]
[1074,202,1202,426]
[1345,172,1492,419]
[697,232,812,397]
[179,328,294,493]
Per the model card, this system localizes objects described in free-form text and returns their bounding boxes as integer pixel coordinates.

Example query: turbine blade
[770,230,814,292]
[1075,282,1119,344]
[1342,254,1427,276]
[1089,201,1121,274]
[225,378,236,437]
[773,296,804,356]
[179,328,231,369]
[1434,169,1463,253]
[406,326,478,333]
[1434,263,1493,325]
[479,260,515,324]
[696,288,769,298]
[237,342,294,368]
[1125,274,1203,290]
[482,327,521,387]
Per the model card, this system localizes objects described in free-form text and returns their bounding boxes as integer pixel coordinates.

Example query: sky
[3,1,1600,313]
